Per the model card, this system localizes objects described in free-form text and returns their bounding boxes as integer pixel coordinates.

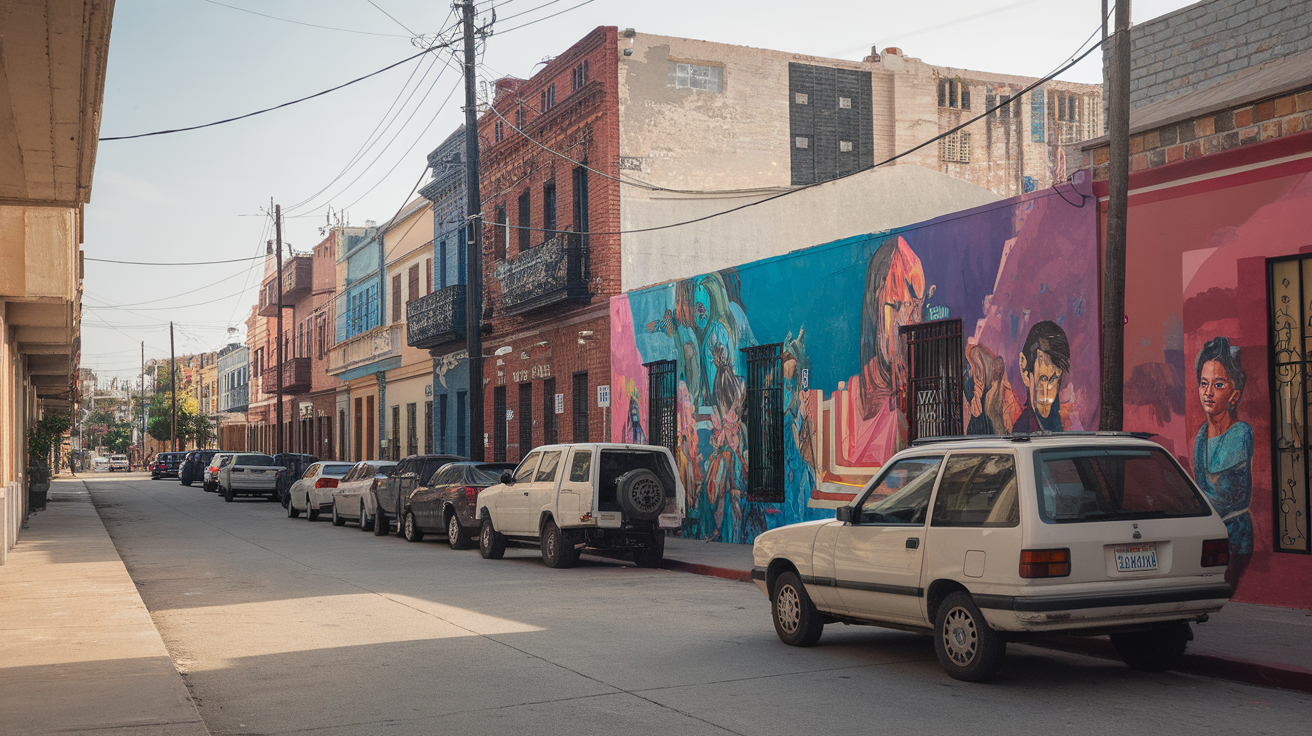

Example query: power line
[365,0,420,37]
[86,254,266,266]
[198,0,410,38]
[83,263,261,309]
[100,42,453,141]
[491,0,597,35]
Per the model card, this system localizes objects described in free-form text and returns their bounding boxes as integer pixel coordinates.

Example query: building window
[789,62,874,185]
[1270,256,1312,553]
[961,88,970,110]
[668,62,723,92]
[391,405,401,461]
[455,391,467,457]
[540,83,556,112]
[407,264,420,305]
[494,119,504,142]
[392,274,402,323]
[572,372,589,442]
[572,167,589,238]
[1032,89,1046,142]
[354,397,363,462]
[517,190,531,253]
[939,131,971,163]
[646,360,677,456]
[744,344,784,503]
[999,94,1013,119]
[425,258,433,294]
[795,92,808,105]
[339,408,348,461]
[515,105,525,129]
[543,376,558,445]
[436,394,448,454]
[407,402,418,457]
[519,382,534,460]
[572,60,589,90]
[493,386,507,462]
[543,181,556,236]
[494,206,508,261]
[839,140,853,153]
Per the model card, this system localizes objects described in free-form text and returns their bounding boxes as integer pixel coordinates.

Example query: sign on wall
[597,385,610,408]
[555,393,564,414]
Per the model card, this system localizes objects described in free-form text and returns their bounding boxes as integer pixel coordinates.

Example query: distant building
[216,342,248,451]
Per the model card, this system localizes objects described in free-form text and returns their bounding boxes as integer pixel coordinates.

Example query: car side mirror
[836,506,855,524]
[500,471,514,485]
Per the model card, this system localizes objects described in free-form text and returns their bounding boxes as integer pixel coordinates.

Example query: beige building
[381,200,437,461]
[0,0,113,559]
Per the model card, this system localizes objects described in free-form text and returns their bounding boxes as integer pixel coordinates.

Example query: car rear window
[234,455,276,466]
[322,464,355,476]
[471,464,514,484]
[1034,447,1212,523]
[598,450,676,512]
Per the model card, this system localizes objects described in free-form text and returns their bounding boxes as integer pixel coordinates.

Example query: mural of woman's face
[878,239,930,382]
[1199,360,1239,419]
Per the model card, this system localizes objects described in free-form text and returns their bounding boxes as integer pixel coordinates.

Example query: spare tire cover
[615,469,667,521]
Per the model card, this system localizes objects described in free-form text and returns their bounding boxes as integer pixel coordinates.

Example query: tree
[187,413,214,448]
[104,425,132,454]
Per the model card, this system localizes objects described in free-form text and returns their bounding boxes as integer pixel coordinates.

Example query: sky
[81,0,1200,382]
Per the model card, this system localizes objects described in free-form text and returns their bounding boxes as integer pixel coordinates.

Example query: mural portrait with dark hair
[1193,336,1253,589]
[1013,320,1070,433]
[858,235,932,449]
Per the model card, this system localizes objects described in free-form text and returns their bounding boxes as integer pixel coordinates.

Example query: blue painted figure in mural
[1013,320,1070,433]
[623,394,647,445]
[1192,336,1253,590]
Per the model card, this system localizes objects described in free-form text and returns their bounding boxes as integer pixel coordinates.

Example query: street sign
[506,409,514,421]
[554,393,564,414]
[597,385,610,408]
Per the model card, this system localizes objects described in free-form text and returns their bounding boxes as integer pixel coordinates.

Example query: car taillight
[315,478,339,489]
[463,486,481,502]
[1201,538,1230,567]
[1019,548,1071,578]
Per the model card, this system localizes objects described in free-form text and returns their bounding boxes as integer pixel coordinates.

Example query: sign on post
[597,384,611,408]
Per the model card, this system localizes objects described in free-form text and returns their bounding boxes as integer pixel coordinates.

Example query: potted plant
[27,414,70,510]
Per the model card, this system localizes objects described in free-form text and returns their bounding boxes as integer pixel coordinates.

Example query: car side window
[535,451,562,483]
[513,454,541,483]
[931,454,1020,528]
[855,457,942,525]
[302,464,319,480]
[568,450,592,482]
[428,467,452,486]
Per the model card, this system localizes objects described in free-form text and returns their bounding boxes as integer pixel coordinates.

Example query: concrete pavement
[0,476,209,736]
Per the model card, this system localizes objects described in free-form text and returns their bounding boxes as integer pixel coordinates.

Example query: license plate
[1114,543,1158,572]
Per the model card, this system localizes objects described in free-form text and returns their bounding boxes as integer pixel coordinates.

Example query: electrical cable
[86,254,266,266]
[199,0,411,37]
[82,263,263,309]
[365,0,420,37]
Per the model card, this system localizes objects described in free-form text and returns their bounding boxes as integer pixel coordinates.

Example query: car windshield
[1034,447,1212,523]
[322,464,355,476]
[234,455,276,466]
[470,464,515,484]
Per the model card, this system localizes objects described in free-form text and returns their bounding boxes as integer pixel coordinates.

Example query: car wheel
[182,478,192,487]
[934,591,1006,682]
[1110,623,1191,672]
[358,502,374,531]
[614,469,667,522]
[373,510,390,536]
[540,520,577,568]
[331,502,346,526]
[447,511,470,550]
[306,495,320,521]
[223,485,234,503]
[771,571,824,647]
[404,510,424,543]
[479,517,505,560]
[287,498,300,518]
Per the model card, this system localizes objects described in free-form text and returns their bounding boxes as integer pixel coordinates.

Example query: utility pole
[140,341,144,466]
[170,321,177,452]
[275,203,285,455]
[461,0,485,461]
[1100,0,1131,432]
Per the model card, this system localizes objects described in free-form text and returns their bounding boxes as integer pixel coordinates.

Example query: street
[84,473,1311,736]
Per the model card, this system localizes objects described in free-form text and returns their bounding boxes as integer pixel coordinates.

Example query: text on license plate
[1115,543,1158,572]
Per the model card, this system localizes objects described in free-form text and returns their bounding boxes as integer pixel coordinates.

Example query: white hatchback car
[752,433,1232,682]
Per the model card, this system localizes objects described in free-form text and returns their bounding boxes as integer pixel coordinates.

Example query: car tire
[306,495,320,521]
[359,502,373,531]
[447,511,471,550]
[404,510,424,543]
[182,478,193,487]
[771,571,824,647]
[223,485,234,503]
[614,469,666,522]
[480,517,506,560]
[374,511,390,536]
[633,533,665,569]
[331,502,346,526]
[540,520,577,569]
[287,498,300,518]
[934,591,1006,682]
[1110,623,1191,672]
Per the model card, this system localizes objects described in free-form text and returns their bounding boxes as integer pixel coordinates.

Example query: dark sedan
[179,449,219,487]
[401,461,515,547]
[150,452,186,480]
[273,453,319,506]
[370,454,465,537]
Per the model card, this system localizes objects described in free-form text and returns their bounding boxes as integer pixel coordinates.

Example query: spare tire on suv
[615,469,666,522]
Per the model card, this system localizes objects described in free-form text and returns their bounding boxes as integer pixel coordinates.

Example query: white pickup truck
[475,443,685,568]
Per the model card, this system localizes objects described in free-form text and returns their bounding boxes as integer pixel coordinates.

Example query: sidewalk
[659,536,1312,694]
[0,478,209,736]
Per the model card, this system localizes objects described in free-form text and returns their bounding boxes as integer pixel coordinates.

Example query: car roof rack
[910,430,1156,447]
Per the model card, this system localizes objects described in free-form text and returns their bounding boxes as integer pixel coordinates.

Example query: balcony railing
[494,232,590,315]
[258,255,313,316]
[260,356,311,395]
[327,323,403,376]
[406,284,466,350]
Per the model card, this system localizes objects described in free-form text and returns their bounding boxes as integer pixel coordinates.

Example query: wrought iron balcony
[494,232,590,315]
[260,356,311,395]
[258,255,313,316]
[327,324,403,376]
[406,284,466,350]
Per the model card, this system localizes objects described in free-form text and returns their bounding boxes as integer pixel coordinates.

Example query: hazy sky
[82,0,1198,381]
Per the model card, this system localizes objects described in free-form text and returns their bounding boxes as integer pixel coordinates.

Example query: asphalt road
[87,473,1311,736]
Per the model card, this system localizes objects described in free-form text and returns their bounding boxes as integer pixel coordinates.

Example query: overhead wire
[198,0,411,37]
[365,0,420,37]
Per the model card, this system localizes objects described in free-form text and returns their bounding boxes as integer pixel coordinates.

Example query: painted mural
[610,180,1099,543]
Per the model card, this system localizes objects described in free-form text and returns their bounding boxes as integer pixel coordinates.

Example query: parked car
[150,452,186,479]
[204,453,235,492]
[108,454,129,472]
[179,449,219,487]
[400,461,515,547]
[273,453,319,506]
[92,456,109,472]
[330,461,398,529]
[216,453,284,502]
[287,462,357,520]
[369,454,465,537]
[476,443,685,568]
[751,433,1233,682]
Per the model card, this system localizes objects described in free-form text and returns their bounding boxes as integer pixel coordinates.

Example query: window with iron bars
[939,132,971,164]
[493,386,507,462]
[744,344,784,503]
[572,372,589,442]
[646,360,677,456]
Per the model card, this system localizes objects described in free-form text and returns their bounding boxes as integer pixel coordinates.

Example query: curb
[663,558,1312,695]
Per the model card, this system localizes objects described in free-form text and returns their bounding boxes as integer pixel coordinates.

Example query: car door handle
[906,537,920,549]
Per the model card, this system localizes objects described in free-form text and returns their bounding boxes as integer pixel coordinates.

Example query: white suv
[476,443,685,568]
[752,433,1232,682]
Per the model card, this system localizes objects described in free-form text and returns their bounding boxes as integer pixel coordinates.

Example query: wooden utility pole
[1100,0,1132,432]
[275,203,285,455]
[170,321,177,452]
[461,0,485,461]
[140,341,144,465]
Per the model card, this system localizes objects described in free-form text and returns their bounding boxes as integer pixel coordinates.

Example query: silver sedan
[330,461,397,530]
[287,462,358,521]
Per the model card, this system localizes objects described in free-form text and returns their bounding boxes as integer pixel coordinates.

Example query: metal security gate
[900,319,964,443]
[744,344,784,503]
[647,360,677,454]
[493,386,507,462]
